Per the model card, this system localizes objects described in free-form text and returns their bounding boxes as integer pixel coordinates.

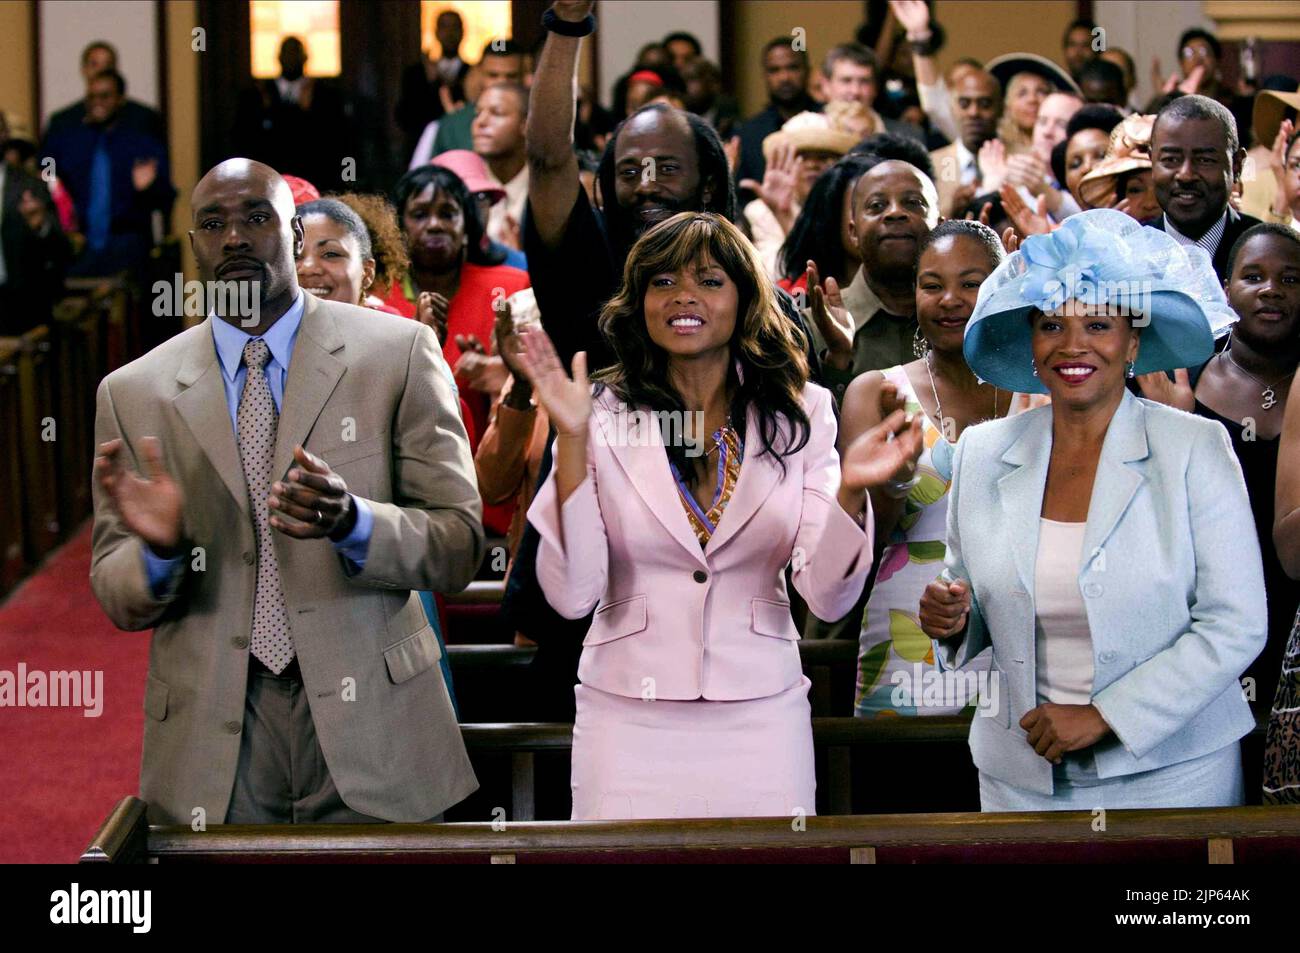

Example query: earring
[1030,359,1038,378]
[1126,361,1136,379]
[912,326,930,359]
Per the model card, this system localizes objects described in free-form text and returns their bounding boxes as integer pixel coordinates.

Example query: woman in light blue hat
[919,208,1267,811]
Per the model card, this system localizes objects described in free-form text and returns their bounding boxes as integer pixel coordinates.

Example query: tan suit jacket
[90,294,483,824]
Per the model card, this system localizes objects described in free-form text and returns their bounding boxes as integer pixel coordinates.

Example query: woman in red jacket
[386,164,530,450]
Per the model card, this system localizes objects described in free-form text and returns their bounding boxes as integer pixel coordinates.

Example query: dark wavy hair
[595,212,810,483]
[390,164,504,267]
[597,103,736,259]
[780,153,880,283]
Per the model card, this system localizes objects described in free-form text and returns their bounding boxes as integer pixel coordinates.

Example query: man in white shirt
[928,69,1000,218]
[472,83,529,250]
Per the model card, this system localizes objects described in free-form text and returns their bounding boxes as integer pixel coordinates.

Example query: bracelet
[542,8,596,37]
[908,31,937,56]
[882,473,921,499]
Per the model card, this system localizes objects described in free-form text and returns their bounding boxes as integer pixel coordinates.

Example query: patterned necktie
[237,339,294,672]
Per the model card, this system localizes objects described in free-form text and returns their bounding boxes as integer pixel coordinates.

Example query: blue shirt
[143,293,373,596]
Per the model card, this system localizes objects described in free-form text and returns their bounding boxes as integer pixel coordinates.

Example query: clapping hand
[17,189,48,232]
[740,141,800,233]
[94,436,184,555]
[806,259,855,371]
[132,157,158,192]
[1136,368,1194,412]
[515,327,591,437]
[493,298,530,382]
[268,446,355,540]
[977,139,1007,194]
[454,333,509,396]
[840,407,924,495]
[1000,183,1053,238]
[415,291,450,345]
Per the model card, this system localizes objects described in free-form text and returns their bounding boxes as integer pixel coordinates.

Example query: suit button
[1099,651,1116,664]
[224,720,242,734]
[1083,582,1103,598]
[693,570,708,583]
[242,551,255,565]
[232,636,249,649]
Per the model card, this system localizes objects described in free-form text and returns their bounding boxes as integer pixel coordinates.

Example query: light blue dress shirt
[143,293,373,595]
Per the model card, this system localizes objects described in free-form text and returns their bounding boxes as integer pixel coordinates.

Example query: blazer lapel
[596,392,707,566]
[172,317,250,516]
[996,410,1052,597]
[271,295,347,481]
[705,399,782,556]
[1080,390,1148,570]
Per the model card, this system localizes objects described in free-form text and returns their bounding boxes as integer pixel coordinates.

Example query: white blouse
[1033,518,1095,706]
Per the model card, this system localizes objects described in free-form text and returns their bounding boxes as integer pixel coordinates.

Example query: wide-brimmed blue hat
[964,209,1237,394]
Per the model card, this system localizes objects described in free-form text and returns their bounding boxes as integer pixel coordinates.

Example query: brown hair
[330,192,409,299]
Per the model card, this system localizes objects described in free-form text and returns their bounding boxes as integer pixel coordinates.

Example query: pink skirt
[570,676,817,820]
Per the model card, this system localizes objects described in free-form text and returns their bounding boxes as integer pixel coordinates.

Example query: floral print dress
[855,366,992,717]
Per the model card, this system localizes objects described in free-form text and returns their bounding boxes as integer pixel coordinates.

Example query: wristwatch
[542,8,596,37]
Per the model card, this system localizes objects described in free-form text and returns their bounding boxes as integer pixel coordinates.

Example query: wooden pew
[49,297,100,534]
[0,339,27,597]
[450,716,978,822]
[442,579,512,644]
[81,795,1300,864]
[447,640,862,721]
[65,274,135,372]
[451,714,1273,823]
[6,327,62,563]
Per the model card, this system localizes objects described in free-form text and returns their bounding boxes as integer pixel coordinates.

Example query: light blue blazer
[941,389,1266,796]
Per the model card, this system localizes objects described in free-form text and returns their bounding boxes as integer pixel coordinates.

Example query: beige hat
[761,111,858,164]
[1078,113,1154,209]
[1253,89,1300,150]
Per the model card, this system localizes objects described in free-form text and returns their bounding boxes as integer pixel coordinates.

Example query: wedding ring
[315,509,323,524]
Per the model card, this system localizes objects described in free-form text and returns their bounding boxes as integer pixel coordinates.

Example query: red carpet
[0,524,147,863]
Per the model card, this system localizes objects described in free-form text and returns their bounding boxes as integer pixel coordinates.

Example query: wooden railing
[81,795,1300,864]
[446,640,863,720]
[0,272,165,601]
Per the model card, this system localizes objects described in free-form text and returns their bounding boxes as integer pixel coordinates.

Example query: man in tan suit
[929,69,1001,219]
[91,158,482,825]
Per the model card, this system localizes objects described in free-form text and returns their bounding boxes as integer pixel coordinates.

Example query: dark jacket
[1144,207,1264,283]
[0,165,69,335]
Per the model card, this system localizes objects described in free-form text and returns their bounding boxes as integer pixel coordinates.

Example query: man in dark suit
[0,160,68,336]
[395,10,471,161]
[44,41,166,150]
[1146,94,1261,282]
[40,69,173,278]
[231,37,349,191]
[734,37,821,203]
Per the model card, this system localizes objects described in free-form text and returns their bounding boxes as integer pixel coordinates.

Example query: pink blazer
[527,382,873,701]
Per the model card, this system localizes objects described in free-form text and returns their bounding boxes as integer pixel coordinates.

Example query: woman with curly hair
[519,211,921,819]
[332,192,410,310]
[296,196,406,315]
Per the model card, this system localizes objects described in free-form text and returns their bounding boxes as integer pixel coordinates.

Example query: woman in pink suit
[520,212,922,820]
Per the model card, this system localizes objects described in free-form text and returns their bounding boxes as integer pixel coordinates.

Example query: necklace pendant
[1262,388,1277,410]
